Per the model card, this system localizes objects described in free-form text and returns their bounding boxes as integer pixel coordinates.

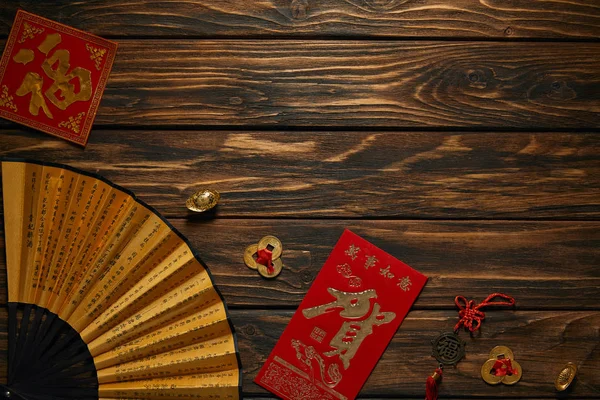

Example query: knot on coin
[244,235,284,278]
[256,248,274,274]
[490,358,518,377]
[481,346,522,385]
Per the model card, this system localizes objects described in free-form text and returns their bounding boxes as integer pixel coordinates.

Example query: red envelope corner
[255,229,428,400]
[0,10,117,146]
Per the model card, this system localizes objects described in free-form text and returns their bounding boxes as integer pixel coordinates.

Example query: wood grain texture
[1,0,599,39]
[0,308,597,397]
[0,1,598,397]
[1,130,598,219]
[1,219,598,309]
[2,40,599,129]
[237,310,600,397]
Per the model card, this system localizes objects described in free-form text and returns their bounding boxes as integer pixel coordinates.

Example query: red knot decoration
[454,293,516,333]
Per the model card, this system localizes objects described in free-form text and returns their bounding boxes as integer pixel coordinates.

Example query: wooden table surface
[1,1,599,399]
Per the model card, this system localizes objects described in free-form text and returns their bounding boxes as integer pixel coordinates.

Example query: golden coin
[257,258,283,279]
[555,362,577,391]
[502,360,522,385]
[186,189,220,212]
[481,359,503,385]
[244,244,259,270]
[488,346,515,362]
[257,235,283,260]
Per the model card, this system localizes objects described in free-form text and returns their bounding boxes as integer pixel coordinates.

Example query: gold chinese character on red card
[255,230,428,400]
[0,10,117,146]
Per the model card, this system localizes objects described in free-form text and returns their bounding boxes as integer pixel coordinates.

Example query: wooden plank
[236,310,600,397]
[0,308,598,397]
[1,130,599,220]
[1,219,598,309]
[1,1,600,39]
[1,40,599,129]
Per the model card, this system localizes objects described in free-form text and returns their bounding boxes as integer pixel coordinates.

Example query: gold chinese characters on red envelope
[255,229,428,400]
[0,10,117,145]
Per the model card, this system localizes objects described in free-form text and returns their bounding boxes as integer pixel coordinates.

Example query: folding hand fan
[0,159,242,400]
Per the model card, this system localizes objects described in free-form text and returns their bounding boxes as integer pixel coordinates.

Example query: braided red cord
[454,293,515,332]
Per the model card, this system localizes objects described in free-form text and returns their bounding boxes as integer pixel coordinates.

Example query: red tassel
[425,368,443,400]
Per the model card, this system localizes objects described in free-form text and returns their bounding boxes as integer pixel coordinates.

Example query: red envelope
[0,10,117,145]
[255,229,428,400]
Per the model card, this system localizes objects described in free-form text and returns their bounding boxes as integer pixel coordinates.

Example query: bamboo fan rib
[0,159,242,400]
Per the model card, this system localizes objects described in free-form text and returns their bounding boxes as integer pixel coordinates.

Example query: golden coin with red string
[244,244,260,270]
[488,346,514,363]
[257,235,283,260]
[481,346,521,385]
[502,360,522,385]
[481,359,504,385]
[257,258,283,278]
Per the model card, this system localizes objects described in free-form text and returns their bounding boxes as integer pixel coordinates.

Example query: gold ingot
[488,346,514,363]
[186,189,220,212]
[244,244,260,270]
[257,235,283,260]
[481,359,504,385]
[555,362,577,391]
[258,258,283,279]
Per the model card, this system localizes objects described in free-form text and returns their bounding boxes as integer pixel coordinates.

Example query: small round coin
[244,244,259,270]
[488,346,515,363]
[186,189,220,213]
[502,360,522,385]
[481,359,504,385]
[257,258,283,279]
[431,331,466,366]
[555,362,577,391]
[257,235,283,260]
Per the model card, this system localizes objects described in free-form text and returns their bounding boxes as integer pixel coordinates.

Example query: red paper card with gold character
[0,10,117,145]
[255,229,428,400]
